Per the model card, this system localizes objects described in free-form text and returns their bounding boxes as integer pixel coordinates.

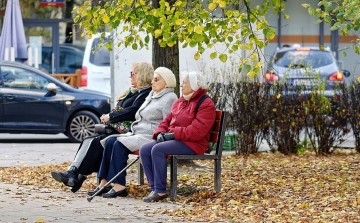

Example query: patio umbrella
[0,0,27,61]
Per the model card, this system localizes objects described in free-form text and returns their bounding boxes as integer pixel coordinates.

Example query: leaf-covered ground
[1,150,360,222]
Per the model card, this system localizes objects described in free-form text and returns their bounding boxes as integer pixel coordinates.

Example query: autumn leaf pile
[1,151,360,222]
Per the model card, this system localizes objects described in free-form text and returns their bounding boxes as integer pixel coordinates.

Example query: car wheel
[66,111,100,143]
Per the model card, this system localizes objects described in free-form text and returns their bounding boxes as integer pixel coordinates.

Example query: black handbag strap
[195,94,210,113]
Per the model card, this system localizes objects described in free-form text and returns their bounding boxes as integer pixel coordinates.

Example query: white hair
[181,71,208,89]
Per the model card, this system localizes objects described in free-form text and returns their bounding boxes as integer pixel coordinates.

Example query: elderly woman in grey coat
[88,67,178,198]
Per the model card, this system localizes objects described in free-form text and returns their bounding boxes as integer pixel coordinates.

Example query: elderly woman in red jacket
[139,71,216,202]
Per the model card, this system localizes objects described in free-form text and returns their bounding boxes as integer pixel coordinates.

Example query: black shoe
[70,174,87,193]
[142,191,155,200]
[143,192,168,202]
[51,166,78,187]
[102,188,128,198]
[87,186,112,196]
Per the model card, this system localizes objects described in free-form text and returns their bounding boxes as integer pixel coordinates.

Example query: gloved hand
[156,132,165,143]
[163,133,175,141]
[156,132,175,143]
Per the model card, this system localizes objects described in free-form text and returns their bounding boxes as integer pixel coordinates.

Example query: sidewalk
[0,182,191,223]
[0,137,192,223]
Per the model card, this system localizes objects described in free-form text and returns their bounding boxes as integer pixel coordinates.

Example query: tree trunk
[152,0,180,97]
[64,0,75,43]
[152,39,180,97]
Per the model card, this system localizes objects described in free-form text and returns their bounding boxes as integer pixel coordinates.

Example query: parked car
[265,45,351,99]
[81,33,111,94]
[0,61,111,143]
[41,44,85,74]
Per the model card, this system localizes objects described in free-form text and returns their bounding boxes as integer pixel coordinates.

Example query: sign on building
[39,0,65,7]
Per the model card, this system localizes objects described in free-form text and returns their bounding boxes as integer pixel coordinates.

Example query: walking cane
[87,156,140,202]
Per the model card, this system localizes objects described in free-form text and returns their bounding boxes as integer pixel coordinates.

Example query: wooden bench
[133,110,228,201]
[89,110,228,202]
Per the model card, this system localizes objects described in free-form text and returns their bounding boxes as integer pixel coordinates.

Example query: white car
[81,33,111,94]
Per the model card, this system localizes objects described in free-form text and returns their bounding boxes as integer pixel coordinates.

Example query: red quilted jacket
[153,88,216,155]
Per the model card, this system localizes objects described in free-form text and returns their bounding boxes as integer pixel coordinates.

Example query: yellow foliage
[175,19,182,26]
[219,1,227,8]
[195,26,204,34]
[167,41,176,47]
[102,14,110,24]
[34,218,44,223]
[194,52,201,60]
[208,3,217,11]
[245,43,252,50]
[154,29,163,37]
[249,71,256,78]
[255,61,262,68]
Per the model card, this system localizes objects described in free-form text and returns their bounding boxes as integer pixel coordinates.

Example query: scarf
[116,84,150,101]
[183,92,194,101]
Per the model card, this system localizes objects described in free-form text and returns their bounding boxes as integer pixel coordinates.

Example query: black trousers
[74,132,114,175]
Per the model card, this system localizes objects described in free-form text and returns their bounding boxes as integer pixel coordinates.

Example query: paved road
[0,133,79,167]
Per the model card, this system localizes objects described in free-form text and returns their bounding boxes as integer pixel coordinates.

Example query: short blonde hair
[133,62,154,86]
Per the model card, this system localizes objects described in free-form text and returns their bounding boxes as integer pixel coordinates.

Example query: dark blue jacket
[109,88,152,123]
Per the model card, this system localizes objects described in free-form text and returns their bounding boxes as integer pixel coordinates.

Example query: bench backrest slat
[213,110,228,157]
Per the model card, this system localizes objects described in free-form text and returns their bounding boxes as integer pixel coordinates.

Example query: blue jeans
[139,140,196,193]
[98,137,131,186]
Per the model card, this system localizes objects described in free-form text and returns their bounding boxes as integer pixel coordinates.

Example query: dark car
[0,61,111,143]
[265,46,350,98]
[41,44,85,74]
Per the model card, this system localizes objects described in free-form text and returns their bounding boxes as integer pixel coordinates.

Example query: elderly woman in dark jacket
[51,62,154,192]
[88,67,178,198]
[139,71,216,202]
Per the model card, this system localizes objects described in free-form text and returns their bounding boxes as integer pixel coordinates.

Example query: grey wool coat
[100,88,178,152]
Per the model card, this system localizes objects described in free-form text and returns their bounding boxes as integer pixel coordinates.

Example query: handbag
[94,124,118,134]
[96,105,132,134]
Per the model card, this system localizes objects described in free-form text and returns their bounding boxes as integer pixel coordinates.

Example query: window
[2,66,49,90]
[89,38,110,66]
[274,50,334,69]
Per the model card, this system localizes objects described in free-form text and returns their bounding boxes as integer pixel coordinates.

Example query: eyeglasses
[130,71,136,76]
[152,77,162,82]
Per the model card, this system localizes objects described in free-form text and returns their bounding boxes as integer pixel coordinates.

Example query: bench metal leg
[137,160,144,185]
[214,158,221,191]
[170,156,178,201]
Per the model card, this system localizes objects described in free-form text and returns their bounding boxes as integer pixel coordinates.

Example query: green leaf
[194,52,200,60]
[263,28,275,40]
[159,41,167,47]
[355,46,360,54]
[232,44,238,51]
[189,41,197,48]
[307,7,315,15]
[219,54,227,63]
[132,43,138,50]
[145,35,150,44]
[193,33,205,42]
